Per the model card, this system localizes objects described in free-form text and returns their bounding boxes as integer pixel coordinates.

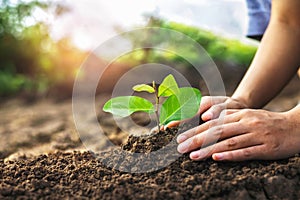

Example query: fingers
[177,110,241,144]
[223,109,240,115]
[212,145,266,161]
[201,102,241,121]
[177,121,244,154]
[164,96,232,129]
[199,96,228,114]
[199,96,228,121]
[201,97,249,121]
[201,102,227,121]
[189,133,261,160]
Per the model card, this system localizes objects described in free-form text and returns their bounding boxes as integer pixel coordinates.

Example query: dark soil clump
[122,127,178,153]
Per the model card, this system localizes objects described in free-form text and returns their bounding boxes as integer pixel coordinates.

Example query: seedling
[103,74,201,132]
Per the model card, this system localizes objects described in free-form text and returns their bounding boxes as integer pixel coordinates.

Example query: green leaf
[103,96,155,117]
[132,84,155,93]
[158,74,180,97]
[160,87,202,125]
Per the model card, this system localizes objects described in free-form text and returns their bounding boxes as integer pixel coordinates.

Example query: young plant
[103,74,201,132]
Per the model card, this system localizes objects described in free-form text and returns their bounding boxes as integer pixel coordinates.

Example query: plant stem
[153,81,160,131]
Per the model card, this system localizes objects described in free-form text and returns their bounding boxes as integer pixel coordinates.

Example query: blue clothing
[246,0,271,36]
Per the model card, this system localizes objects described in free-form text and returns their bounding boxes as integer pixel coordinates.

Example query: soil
[1,136,299,199]
[0,72,299,199]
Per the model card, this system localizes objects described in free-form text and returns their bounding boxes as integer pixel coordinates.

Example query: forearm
[232,1,300,108]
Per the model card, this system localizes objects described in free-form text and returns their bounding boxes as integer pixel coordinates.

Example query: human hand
[176,108,300,161]
[163,96,248,129]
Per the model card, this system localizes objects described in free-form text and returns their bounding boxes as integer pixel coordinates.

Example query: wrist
[229,95,250,109]
[283,105,300,154]
[284,105,300,127]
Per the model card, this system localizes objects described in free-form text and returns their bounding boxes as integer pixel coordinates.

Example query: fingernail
[190,151,204,160]
[177,142,189,153]
[202,112,213,120]
[177,135,187,143]
[213,153,224,161]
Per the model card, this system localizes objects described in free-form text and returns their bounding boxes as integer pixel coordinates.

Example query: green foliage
[163,21,257,67]
[0,0,85,97]
[103,96,155,117]
[121,17,257,68]
[0,1,48,95]
[160,87,201,125]
[132,84,155,93]
[0,71,29,96]
[103,74,202,131]
[0,0,48,38]
[158,74,180,97]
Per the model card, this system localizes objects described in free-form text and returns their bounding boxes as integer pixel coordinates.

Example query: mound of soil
[122,127,178,153]
[1,128,299,199]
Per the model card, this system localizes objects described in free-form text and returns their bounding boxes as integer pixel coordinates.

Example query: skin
[167,0,300,161]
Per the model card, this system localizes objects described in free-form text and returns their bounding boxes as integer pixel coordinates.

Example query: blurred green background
[0,0,87,98]
[0,0,257,98]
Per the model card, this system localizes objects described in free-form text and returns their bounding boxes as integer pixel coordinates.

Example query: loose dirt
[1,138,299,199]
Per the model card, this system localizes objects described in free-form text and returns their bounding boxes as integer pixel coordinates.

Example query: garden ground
[0,74,299,199]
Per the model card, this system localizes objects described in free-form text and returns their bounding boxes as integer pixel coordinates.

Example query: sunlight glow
[48,0,247,51]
